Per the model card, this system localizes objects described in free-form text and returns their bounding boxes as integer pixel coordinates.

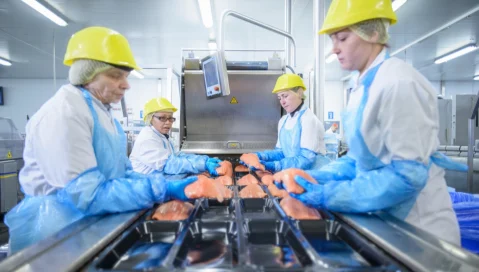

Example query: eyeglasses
[153,116,176,123]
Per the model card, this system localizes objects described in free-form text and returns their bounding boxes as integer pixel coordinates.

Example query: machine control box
[201,51,230,99]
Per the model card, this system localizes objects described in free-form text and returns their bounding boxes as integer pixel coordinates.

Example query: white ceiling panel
[0,0,478,82]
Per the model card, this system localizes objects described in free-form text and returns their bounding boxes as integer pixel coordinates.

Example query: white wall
[444,81,479,97]
[323,81,344,122]
[0,78,160,133]
[111,79,161,124]
[0,79,66,133]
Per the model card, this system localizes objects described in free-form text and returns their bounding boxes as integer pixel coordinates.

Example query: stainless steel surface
[444,156,479,193]
[313,0,325,122]
[454,94,479,146]
[0,160,18,213]
[3,198,479,270]
[181,70,281,154]
[0,210,145,272]
[438,98,453,145]
[336,212,479,272]
[0,118,24,161]
[181,140,276,154]
[218,10,296,67]
[468,119,475,193]
[390,3,479,57]
[284,0,292,67]
[467,89,479,193]
[184,58,200,70]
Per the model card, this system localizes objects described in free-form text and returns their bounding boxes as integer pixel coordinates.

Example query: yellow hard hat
[319,0,397,35]
[272,74,307,94]
[64,26,140,70]
[143,98,178,122]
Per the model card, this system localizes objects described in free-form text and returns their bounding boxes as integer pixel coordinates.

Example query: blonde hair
[144,113,154,125]
[292,87,306,100]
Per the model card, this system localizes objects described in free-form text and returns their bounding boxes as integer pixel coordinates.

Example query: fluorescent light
[198,0,213,28]
[434,43,478,64]
[22,0,67,26]
[392,0,408,11]
[325,53,337,63]
[131,70,144,79]
[474,75,479,81]
[0,58,12,66]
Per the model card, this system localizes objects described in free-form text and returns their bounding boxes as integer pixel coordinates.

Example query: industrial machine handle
[218,10,297,68]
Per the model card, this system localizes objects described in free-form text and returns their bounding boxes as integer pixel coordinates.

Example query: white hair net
[349,18,390,44]
[69,59,114,85]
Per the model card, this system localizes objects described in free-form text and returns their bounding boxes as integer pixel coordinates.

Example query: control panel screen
[202,54,224,99]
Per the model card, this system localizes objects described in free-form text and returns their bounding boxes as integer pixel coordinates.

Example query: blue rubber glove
[290,176,324,207]
[274,181,284,190]
[260,160,280,173]
[165,176,198,201]
[206,158,221,176]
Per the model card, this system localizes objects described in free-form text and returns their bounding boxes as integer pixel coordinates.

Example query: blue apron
[342,52,467,219]
[279,109,330,170]
[5,88,129,253]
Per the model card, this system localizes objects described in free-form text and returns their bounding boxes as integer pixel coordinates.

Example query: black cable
[285,65,295,74]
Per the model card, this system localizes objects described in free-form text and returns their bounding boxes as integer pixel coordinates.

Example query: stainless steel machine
[0,118,24,213]
[180,53,282,155]
[1,170,478,271]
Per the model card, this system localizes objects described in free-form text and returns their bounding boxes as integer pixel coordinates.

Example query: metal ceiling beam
[285,0,292,67]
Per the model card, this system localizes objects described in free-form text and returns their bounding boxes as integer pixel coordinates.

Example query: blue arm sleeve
[321,160,428,213]
[306,155,356,183]
[57,167,167,215]
[163,153,208,175]
[256,149,285,161]
[276,148,317,171]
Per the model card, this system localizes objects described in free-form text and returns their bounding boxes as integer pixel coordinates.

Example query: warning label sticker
[230,97,238,104]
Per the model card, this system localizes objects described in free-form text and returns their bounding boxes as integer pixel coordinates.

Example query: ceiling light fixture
[0,57,12,66]
[131,70,144,79]
[392,0,408,11]
[434,43,478,64]
[198,0,213,28]
[21,0,67,26]
[474,75,479,81]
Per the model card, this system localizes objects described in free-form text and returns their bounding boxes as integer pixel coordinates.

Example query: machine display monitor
[0,87,3,106]
[201,51,230,99]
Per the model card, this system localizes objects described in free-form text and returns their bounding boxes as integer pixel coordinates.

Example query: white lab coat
[276,104,327,155]
[20,84,118,196]
[348,48,460,245]
[130,126,175,174]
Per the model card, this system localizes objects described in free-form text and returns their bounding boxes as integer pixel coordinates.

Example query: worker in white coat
[241,74,330,172]
[129,97,221,176]
[287,0,467,245]
[5,26,198,253]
